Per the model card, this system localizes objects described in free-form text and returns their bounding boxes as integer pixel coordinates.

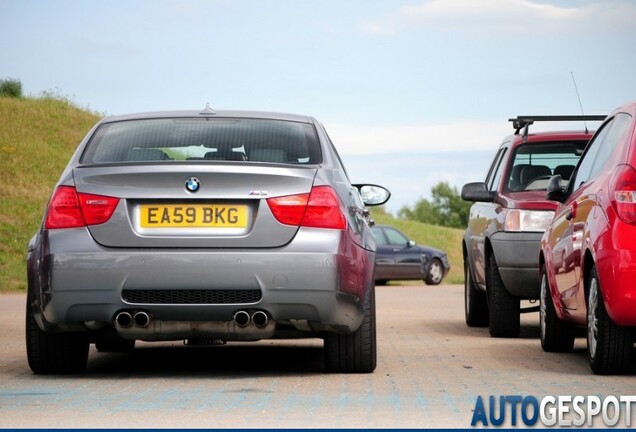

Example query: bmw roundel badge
[185,177,200,192]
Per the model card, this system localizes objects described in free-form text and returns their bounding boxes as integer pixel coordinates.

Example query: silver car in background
[26,108,390,374]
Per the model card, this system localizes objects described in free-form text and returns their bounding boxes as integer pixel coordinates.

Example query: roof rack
[509,115,606,138]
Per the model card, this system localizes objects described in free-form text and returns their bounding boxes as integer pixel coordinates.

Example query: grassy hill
[0,96,464,292]
[0,96,99,292]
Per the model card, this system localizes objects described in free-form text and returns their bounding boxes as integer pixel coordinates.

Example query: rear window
[81,118,321,165]
[505,141,588,192]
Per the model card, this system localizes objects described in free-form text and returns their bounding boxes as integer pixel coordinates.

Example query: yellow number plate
[139,204,248,228]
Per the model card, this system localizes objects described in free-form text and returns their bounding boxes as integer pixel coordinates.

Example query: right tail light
[609,164,636,225]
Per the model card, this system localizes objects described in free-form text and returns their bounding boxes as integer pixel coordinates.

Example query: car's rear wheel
[424,258,444,285]
[26,298,89,374]
[464,259,489,327]
[487,254,520,338]
[539,266,575,352]
[587,267,632,375]
[324,285,376,373]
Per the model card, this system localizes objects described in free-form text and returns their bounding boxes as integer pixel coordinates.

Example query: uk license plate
[139,204,248,228]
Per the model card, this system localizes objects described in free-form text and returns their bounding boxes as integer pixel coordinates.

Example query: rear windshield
[81,118,321,165]
[506,141,588,192]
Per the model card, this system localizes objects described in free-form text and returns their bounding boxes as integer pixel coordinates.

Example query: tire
[487,254,520,338]
[587,267,632,375]
[424,258,444,285]
[539,267,575,352]
[95,338,135,353]
[26,299,89,374]
[324,285,376,373]
[464,259,489,327]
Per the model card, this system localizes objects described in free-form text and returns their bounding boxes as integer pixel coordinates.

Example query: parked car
[371,225,450,285]
[461,115,604,337]
[26,107,390,374]
[540,101,636,374]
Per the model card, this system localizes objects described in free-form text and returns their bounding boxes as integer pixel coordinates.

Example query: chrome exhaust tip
[133,311,151,328]
[233,310,250,327]
[115,311,133,328]
[251,311,269,328]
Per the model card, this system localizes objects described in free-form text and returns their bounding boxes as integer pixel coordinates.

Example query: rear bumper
[27,227,375,339]
[490,231,543,298]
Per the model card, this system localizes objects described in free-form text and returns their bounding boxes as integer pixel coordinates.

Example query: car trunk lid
[72,164,317,248]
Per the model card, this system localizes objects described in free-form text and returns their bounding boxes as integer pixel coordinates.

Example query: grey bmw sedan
[26,107,390,374]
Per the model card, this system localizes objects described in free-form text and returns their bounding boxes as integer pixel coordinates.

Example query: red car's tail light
[609,164,636,225]
[267,186,347,230]
[45,186,119,229]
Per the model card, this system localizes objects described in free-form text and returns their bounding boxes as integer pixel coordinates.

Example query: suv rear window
[81,118,321,165]
[506,141,588,192]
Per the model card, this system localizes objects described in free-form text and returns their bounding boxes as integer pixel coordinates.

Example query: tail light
[267,185,347,230]
[45,186,119,229]
[609,164,636,225]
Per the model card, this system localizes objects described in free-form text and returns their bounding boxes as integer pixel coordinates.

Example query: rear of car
[26,109,389,374]
[461,116,601,338]
[540,102,636,374]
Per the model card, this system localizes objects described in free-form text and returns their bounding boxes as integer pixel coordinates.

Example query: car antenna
[571,72,589,133]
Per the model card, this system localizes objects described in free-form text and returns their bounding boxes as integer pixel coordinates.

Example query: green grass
[0,97,464,292]
[370,207,464,285]
[0,96,99,292]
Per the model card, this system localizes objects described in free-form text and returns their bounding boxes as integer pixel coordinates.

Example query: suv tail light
[45,186,120,229]
[609,164,636,225]
[267,185,347,230]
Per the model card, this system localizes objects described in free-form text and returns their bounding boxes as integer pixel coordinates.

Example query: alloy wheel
[540,273,548,342]
[587,278,599,360]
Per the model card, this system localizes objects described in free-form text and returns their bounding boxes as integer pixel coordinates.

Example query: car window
[371,227,388,245]
[81,118,322,165]
[504,141,588,192]
[384,228,409,246]
[485,146,508,191]
[569,114,631,191]
[588,113,632,179]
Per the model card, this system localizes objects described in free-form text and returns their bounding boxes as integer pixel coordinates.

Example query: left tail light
[609,164,636,225]
[45,186,119,229]
[267,185,347,230]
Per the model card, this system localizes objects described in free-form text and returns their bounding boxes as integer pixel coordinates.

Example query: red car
[540,101,636,374]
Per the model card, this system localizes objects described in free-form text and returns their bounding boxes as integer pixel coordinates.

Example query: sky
[2,0,636,213]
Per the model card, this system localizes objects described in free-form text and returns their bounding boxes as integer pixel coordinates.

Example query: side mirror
[546,175,565,202]
[354,184,391,206]
[461,182,496,203]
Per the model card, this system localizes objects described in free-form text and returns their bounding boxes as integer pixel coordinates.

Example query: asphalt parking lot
[1,284,634,428]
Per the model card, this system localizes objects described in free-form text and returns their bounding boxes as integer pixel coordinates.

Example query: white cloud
[325,120,505,155]
[360,0,635,35]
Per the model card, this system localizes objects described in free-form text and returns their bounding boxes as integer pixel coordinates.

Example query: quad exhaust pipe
[116,309,270,330]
